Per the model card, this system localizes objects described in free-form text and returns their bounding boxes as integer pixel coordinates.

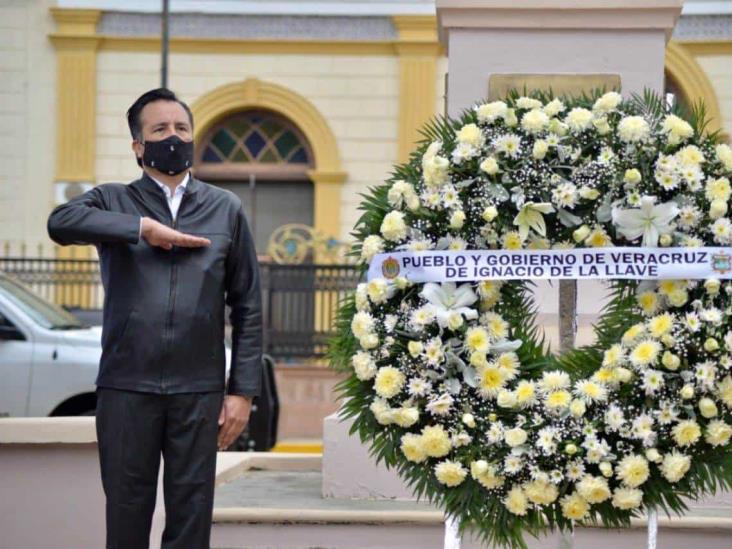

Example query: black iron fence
[0,256,362,360]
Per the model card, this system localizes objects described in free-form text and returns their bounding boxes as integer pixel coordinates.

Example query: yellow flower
[400,433,427,463]
[470,460,504,490]
[373,366,405,398]
[524,480,558,505]
[672,420,701,447]
[515,380,537,406]
[699,397,718,418]
[482,312,509,341]
[611,487,643,510]
[629,340,661,368]
[502,231,523,250]
[465,327,490,353]
[478,364,507,397]
[561,492,590,520]
[496,352,520,380]
[705,177,732,202]
[622,323,645,344]
[576,475,611,504]
[705,420,732,446]
[504,487,529,516]
[648,313,673,337]
[593,367,615,384]
[393,407,419,428]
[545,390,572,410]
[660,451,691,482]
[616,455,650,488]
[434,460,467,487]
[658,279,682,296]
[602,344,624,367]
[637,291,659,315]
[408,340,423,358]
[586,227,612,247]
[421,425,451,458]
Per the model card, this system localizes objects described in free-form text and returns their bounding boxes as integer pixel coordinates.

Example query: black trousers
[95,387,224,549]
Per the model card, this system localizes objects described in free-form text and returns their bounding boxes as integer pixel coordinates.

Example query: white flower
[422,141,450,188]
[426,393,454,416]
[351,311,375,339]
[513,201,555,241]
[711,218,732,244]
[366,278,395,304]
[551,183,577,209]
[407,377,432,397]
[420,282,479,328]
[494,134,522,158]
[716,143,732,170]
[565,108,593,132]
[352,351,377,380]
[662,114,694,145]
[452,142,478,164]
[516,96,543,110]
[593,91,622,113]
[618,116,650,142]
[475,101,508,123]
[612,196,679,247]
[456,123,485,147]
[521,109,550,134]
[360,235,384,262]
[380,211,408,241]
[543,98,565,117]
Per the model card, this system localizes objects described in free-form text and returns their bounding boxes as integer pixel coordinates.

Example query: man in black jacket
[47,88,263,549]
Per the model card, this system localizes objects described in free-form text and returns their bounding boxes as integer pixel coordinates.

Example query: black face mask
[139,135,194,175]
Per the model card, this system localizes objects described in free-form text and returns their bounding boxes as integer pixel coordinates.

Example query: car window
[0,276,85,330]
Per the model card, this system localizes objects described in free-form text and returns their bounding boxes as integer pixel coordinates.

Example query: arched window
[195,110,313,181]
[194,110,315,255]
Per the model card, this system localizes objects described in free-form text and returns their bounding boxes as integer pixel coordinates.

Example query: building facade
[1,0,731,257]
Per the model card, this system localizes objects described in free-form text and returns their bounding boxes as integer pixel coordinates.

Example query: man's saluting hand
[141,216,211,249]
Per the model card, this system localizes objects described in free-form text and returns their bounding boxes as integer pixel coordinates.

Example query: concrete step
[211,454,732,549]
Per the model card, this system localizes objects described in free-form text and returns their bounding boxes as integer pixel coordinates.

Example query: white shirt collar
[149,172,190,197]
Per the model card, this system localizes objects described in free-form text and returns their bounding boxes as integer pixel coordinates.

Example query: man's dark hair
[126,88,194,141]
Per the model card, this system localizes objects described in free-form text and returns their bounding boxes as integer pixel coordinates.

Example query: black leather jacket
[47,173,263,397]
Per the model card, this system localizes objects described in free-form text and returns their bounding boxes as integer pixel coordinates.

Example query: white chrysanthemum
[352,351,377,380]
[351,311,375,339]
[407,377,432,397]
[565,107,593,132]
[543,98,565,117]
[551,182,577,209]
[593,91,622,113]
[616,455,650,488]
[641,369,665,395]
[520,109,550,134]
[374,366,405,398]
[711,218,732,244]
[677,205,701,229]
[409,305,435,330]
[618,115,651,142]
[605,405,625,431]
[574,380,608,403]
[660,451,691,482]
[434,460,467,487]
[366,278,392,304]
[475,100,508,123]
[493,134,522,158]
[540,370,571,392]
[577,475,611,504]
[629,339,661,368]
[360,235,384,262]
[716,143,732,170]
[380,211,408,241]
[612,487,643,510]
[662,114,694,144]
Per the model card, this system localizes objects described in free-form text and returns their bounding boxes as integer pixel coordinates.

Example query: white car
[0,273,230,417]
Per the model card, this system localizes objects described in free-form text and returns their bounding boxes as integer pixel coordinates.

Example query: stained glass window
[198,111,312,166]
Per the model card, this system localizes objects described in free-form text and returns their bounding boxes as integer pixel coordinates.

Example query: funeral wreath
[328,89,732,548]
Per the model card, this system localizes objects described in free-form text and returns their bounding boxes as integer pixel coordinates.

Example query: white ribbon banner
[367,247,732,283]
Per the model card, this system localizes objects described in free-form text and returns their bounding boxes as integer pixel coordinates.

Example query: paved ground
[214,470,438,513]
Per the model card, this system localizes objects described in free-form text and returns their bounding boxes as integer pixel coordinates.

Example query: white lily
[513,202,555,241]
[420,282,479,328]
[611,196,679,247]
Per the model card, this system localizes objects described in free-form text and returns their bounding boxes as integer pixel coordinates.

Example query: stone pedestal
[323,0,684,500]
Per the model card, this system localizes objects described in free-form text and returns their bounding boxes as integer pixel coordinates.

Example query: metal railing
[0,255,362,360]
